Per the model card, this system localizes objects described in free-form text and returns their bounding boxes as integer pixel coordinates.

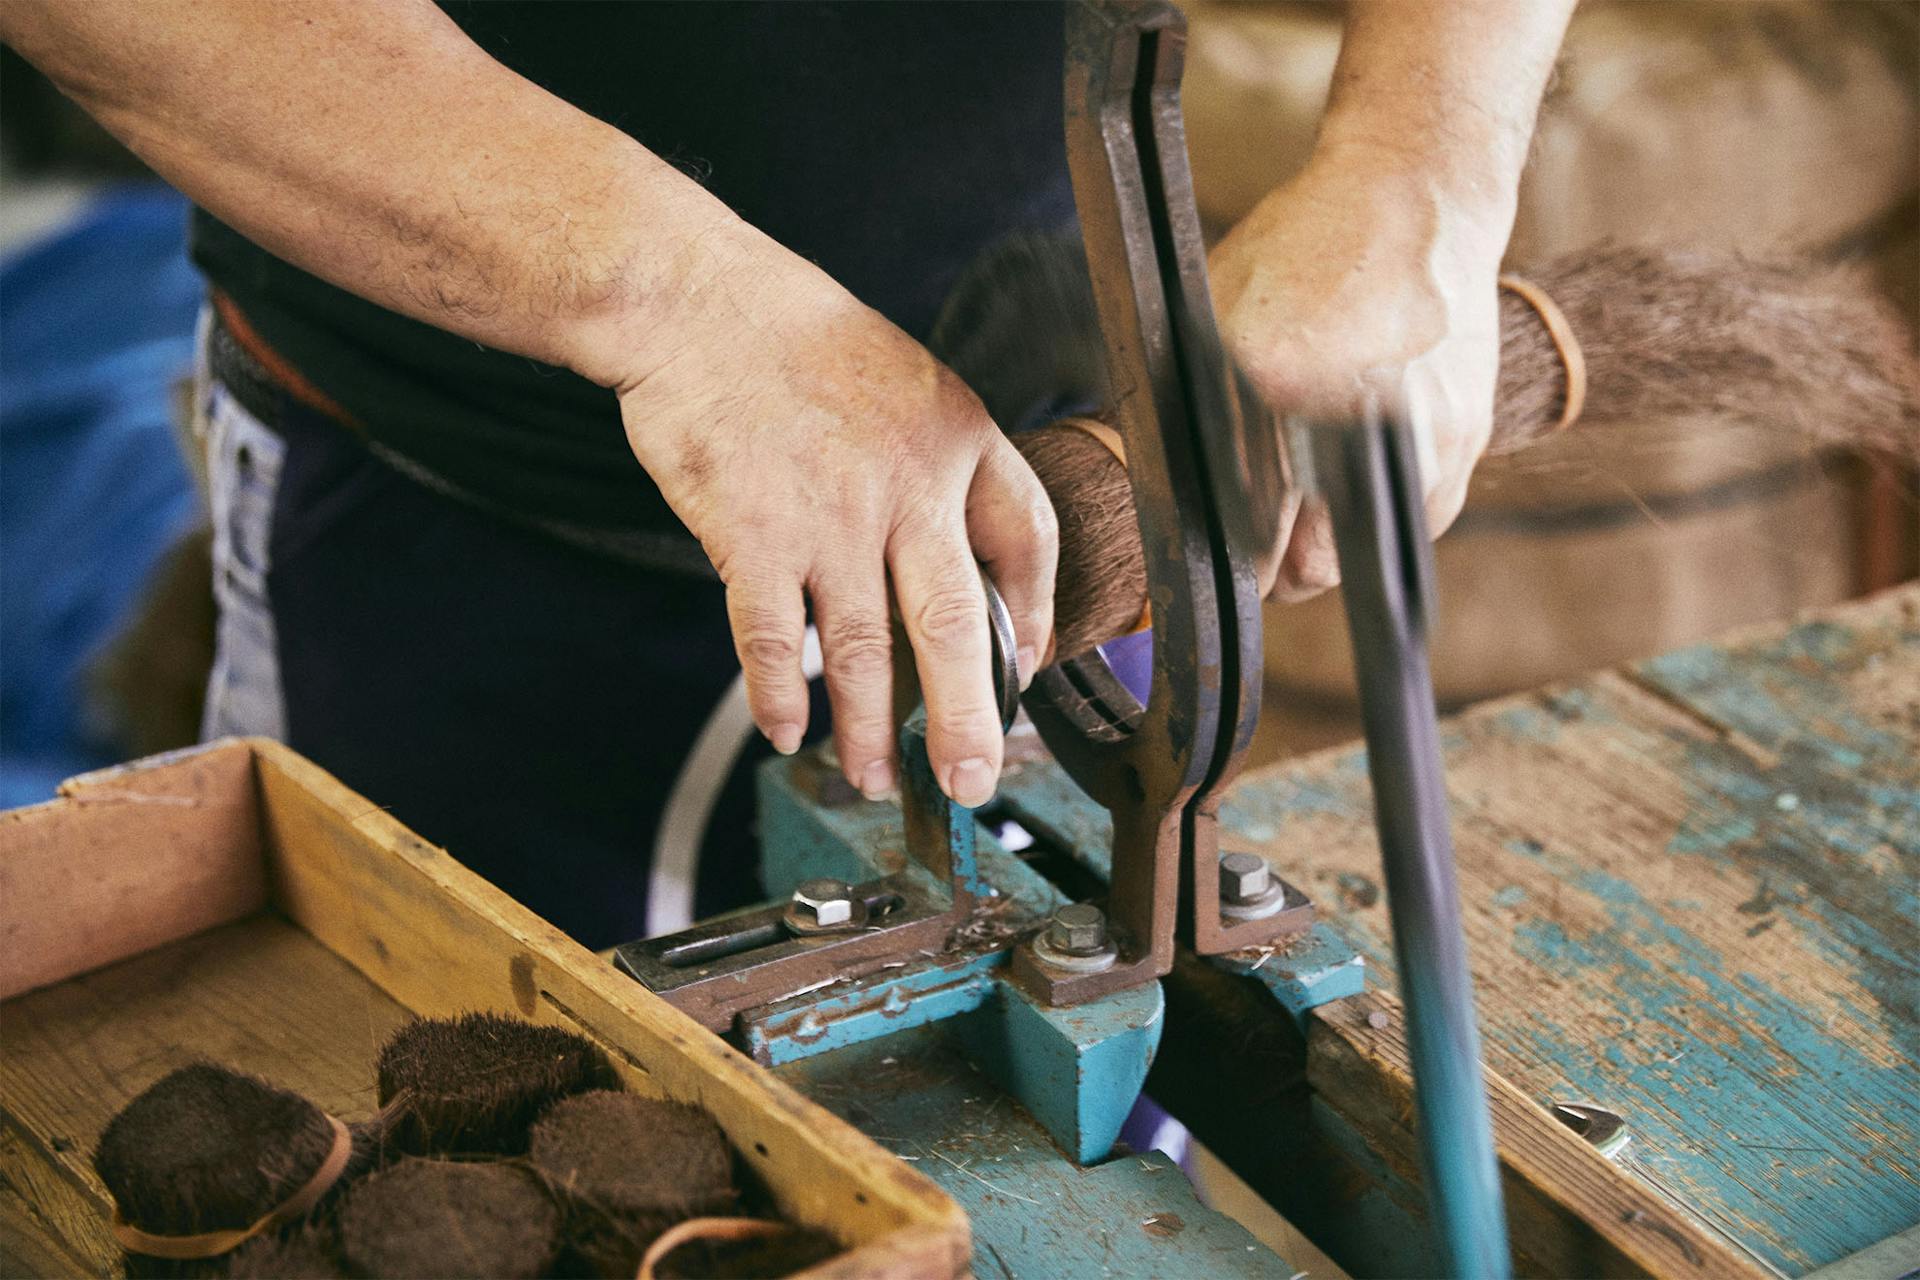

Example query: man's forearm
[0,0,748,389]
[1317,0,1575,236]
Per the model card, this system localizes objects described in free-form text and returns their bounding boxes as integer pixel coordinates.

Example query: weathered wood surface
[0,916,412,1275]
[249,741,969,1278]
[0,739,972,1280]
[1310,990,1759,1279]
[779,1024,1289,1280]
[0,740,263,1002]
[1222,586,1920,1274]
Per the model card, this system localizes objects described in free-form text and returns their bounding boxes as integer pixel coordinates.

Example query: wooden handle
[1023,247,1920,664]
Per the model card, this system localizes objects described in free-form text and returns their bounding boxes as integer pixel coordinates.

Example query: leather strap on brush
[1498,273,1587,435]
[636,1216,793,1280]
[111,1114,352,1259]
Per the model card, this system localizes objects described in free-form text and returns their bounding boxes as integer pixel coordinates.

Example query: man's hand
[0,0,1057,809]
[1210,143,1506,600]
[1209,0,1574,600]
[614,230,1056,806]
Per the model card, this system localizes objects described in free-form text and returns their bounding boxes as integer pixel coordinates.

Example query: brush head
[225,1225,344,1279]
[337,1158,559,1280]
[650,1224,843,1280]
[529,1091,737,1277]
[94,1064,337,1247]
[375,1013,620,1156]
[1011,424,1143,663]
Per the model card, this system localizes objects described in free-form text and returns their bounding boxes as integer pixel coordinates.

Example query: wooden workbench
[1176,584,1920,1276]
[778,587,1916,1278]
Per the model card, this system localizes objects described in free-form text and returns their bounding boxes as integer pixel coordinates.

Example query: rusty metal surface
[1019,0,1306,1011]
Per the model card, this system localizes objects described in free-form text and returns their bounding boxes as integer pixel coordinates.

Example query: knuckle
[932,711,1005,756]
[911,584,983,655]
[824,622,893,683]
[1026,497,1060,559]
[1301,568,1339,592]
[1298,553,1340,590]
[738,628,801,672]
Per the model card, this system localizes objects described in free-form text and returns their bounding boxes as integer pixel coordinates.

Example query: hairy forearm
[1318,0,1574,236]
[0,0,753,388]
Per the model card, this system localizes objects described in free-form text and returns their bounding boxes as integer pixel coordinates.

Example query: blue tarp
[0,185,202,804]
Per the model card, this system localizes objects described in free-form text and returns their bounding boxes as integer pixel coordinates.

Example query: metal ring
[978,566,1020,732]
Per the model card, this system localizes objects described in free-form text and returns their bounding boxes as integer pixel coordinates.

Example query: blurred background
[1,1,1916,805]
[1181,0,1919,757]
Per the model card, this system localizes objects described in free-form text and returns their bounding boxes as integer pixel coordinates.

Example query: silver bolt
[1219,852,1273,905]
[1046,902,1109,955]
[791,877,855,927]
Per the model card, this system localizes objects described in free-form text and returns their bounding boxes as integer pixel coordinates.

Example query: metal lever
[1302,413,1512,1280]
[1013,0,1308,1008]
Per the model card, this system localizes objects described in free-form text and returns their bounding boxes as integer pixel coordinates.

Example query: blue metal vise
[618,716,1166,1166]
[617,708,1363,1166]
[615,0,1367,1168]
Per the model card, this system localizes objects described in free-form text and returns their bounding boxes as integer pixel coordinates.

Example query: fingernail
[1016,646,1038,692]
[768,723,803,755]
[859,760,896,800]
[943,757,996,808]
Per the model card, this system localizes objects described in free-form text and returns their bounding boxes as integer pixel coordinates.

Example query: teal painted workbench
[1225,585,1917,1275]
[785,586,1920,1278]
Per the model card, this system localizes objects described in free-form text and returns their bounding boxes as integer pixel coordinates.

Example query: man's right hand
[0,0,1056,809]
[612,230,1057,808]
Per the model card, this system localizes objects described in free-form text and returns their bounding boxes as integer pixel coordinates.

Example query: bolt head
[1220,852,1273,904]
[1047,902,1108,954]
[792,877,855,927]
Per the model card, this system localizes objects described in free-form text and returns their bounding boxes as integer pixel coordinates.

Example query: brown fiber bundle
[1492,246,1920,457]
[337,1158,560,1280]
[375,1013,620,1156]
[528,1090,738,1278]
[224,1224,345,1279]
[93,1065,342,1277]
[1015,247,1920,663]
[1011,423,1142,663]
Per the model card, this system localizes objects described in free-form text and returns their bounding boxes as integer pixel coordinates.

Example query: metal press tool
[620,4,1508,1272]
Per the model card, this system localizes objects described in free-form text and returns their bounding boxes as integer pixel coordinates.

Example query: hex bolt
[790,877,855,928]
[1046,902,1109,955]
[1219,851,1274,905]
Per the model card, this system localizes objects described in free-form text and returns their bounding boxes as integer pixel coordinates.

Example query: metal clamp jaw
[615,714,993,1033]
[1013,0,1311,1007]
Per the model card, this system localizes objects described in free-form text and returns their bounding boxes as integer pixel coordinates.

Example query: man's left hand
[1210,140,1509,602]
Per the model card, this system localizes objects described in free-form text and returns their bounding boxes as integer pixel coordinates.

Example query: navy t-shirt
[189,1,1073,547]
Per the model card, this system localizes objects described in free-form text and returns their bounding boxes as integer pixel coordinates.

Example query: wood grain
[1309,991,1763,1278]
[249,740,970,1279]
[1225,586,1920,1274]
[0,739,970,1280]
[0,740,263,1001]
[0,916,411,1272]
[0,1122,108,1279]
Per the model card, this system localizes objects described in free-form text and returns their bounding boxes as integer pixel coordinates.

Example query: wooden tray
[0,738,969,1278]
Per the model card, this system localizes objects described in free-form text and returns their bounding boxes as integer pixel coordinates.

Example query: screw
[1219,851,1274,905]
[790,877,855,928]
[1046,902,1109,955]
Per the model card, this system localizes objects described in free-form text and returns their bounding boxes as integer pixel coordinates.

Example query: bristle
[375,1013,620,1156]
[529,1091,736,1278]
[94,1064,335,1254]
[225,1224,344,1279]
[988,243,1920,664]
[1494,247,1920,456]
[1012,424,1142,664]
[337,1158,559,1280]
